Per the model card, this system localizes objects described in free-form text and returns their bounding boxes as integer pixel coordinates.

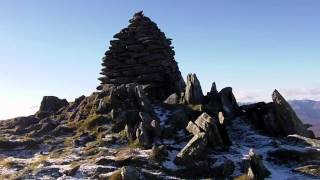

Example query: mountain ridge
[0,12,319,179]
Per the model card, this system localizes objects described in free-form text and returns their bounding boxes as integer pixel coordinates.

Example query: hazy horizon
[1,0,320,119]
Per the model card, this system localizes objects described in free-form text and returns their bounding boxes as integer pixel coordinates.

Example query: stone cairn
[98,11,185,101]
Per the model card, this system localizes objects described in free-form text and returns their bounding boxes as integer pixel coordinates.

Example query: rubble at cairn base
[0,11,319,180]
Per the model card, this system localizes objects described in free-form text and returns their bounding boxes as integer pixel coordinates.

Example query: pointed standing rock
[209,82,218,95]
[272,90,314,138]
[219,87,240,120]
[184,73,204,104]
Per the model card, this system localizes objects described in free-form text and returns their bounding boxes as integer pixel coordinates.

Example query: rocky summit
[0,12,319,180]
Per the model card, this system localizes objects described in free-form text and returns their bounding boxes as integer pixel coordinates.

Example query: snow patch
[153,105,171,126]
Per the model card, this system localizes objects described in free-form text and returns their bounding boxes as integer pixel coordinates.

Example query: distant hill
[289,100,320,137]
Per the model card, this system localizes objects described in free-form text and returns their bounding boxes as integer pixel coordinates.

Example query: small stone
[121,166,140,180]
[242,149,271,179]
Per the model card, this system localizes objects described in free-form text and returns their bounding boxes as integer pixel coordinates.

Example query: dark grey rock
[242,149,271,180]
[174,132,207,165]
[272,89,314,138]
[184,73,204,104]
[219,87,240,120]
[194,113,224,147]
[36,96,68,118]
[121,165,140,180]
[164,93,180,105]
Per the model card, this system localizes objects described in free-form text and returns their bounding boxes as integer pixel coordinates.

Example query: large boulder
[186,113,229,147]
[205,82,222,114]
[164,93,181,105]
[241,102,283,136]
[136,112,161,147]
[174,132,208,165]
[194,113,224,147]
[241,91,315,138]
[0,116,39,132]
[36,96,68,118]
[272,90,314,138]
[184,73,204,104]
[219,87,240,120]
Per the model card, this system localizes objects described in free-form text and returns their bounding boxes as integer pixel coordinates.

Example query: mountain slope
[289,100,320,137]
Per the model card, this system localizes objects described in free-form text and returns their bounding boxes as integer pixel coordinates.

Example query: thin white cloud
[281,87,320,101]
[234,86,320,103]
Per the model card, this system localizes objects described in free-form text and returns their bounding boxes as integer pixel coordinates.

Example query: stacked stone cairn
[98,11,185,101]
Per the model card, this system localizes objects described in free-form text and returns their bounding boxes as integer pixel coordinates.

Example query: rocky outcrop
[184,73,204,104]
[186,113,226,147]
[0,116,40,132]
[242,90,315,138]
[241,102,282,136]
[176,113,229,165]
[205,82,221,113]
[174,132,207,165]
[35,96,68,118]
[272,89,314,138]
[98,11,185,101]
[97,84,160,147]
[194,113,224,147]
[136,112,161,146]
[219,87,240,119]
[1,11,319,180]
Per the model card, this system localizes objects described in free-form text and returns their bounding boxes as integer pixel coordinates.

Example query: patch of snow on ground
[162,150,182,171]
[219,117,319,180]
[153,105,171,126]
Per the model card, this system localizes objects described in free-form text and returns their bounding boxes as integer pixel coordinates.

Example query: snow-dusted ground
[1,105,319,179]
[217,117,320,180]
[154,104,320,179]
[153,105,171,127]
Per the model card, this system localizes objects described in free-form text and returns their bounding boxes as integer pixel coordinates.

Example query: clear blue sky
[1,0,320,119]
